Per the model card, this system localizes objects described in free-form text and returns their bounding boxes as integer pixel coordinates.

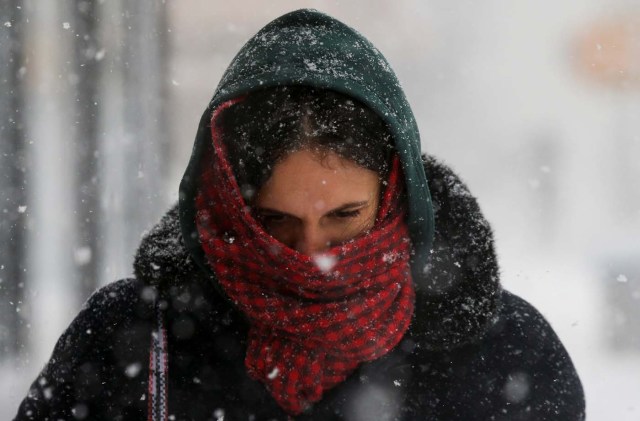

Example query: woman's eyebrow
[253,206,292,216]
[326,201,369,214]
[254,201,369,217]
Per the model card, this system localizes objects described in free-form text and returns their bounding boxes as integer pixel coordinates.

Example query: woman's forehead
[254,149,380,214]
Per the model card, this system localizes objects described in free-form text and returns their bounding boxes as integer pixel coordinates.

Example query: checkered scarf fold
[194,99,415,415]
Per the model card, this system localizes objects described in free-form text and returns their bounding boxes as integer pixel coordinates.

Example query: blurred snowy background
[1,1,639,419]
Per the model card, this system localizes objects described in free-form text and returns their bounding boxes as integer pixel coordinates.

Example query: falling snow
[313,253,337,273]
[95,48,106,61]
[125,362,142,378]
[74,246,92,265]
[267,367,279,380]
[2,5,639,421]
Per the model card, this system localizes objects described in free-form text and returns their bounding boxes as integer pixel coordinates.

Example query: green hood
[179,9,434,284]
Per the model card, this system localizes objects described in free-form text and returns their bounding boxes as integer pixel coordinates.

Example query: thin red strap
[148,302,169,421]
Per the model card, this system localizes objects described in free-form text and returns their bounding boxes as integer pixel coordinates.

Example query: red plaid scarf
[195,99,415,415]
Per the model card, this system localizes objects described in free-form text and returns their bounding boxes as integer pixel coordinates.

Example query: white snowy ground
[2,255,639,420]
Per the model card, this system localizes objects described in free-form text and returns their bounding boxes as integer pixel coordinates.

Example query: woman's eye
[257,212,287,225]
[333,209,361,219]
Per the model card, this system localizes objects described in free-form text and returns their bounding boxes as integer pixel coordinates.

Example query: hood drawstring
[148,300,169,421]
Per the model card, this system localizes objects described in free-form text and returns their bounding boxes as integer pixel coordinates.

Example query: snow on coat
[14,156,584,420]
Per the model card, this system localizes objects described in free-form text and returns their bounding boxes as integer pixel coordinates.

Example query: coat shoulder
[409,289,585,420]
[487,290,587,420]
[46,278,147,369]
[495,290,573,346]
[13,278,153,420]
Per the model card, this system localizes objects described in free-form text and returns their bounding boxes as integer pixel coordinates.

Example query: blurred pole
[121,0,170,222]
[100,0,170,285]
[27,0,78,364]
[0,0,28,358]
[70,0,102,301]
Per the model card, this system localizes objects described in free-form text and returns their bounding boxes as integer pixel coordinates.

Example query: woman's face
[254,148,380,255]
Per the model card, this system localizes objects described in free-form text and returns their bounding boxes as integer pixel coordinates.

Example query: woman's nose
[294,224,329,255]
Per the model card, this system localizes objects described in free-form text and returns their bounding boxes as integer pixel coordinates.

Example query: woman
[15,9,585,420]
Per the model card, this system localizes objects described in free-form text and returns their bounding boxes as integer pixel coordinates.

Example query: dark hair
[218,86,394,200]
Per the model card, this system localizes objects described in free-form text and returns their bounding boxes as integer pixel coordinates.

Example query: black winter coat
[14,156,585,420]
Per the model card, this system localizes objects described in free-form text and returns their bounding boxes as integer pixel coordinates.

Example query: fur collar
[133,155,501,351]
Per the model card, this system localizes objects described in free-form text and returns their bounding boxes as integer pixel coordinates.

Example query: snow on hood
[177,9,435,287]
